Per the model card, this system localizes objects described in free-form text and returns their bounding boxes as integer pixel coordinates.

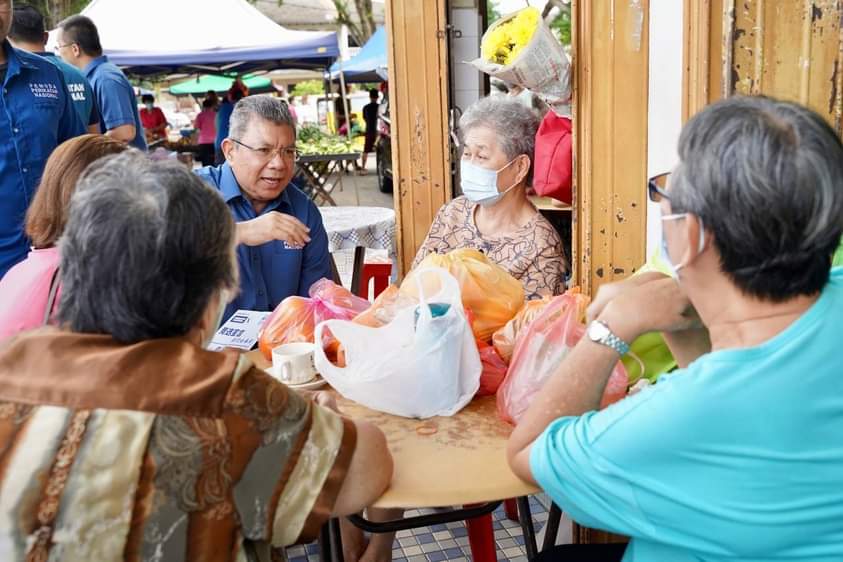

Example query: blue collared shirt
[84,56,146,151]
[0,41,86,277]
[39,52,99,128]
[195,163,333,321]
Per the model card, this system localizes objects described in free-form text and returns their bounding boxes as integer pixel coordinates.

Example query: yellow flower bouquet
[470,6,571,115]
[481,7,541,65]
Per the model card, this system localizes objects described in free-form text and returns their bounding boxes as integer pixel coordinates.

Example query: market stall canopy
[169,73,274,95]
[329,26,387,83]
[50,0,339,76]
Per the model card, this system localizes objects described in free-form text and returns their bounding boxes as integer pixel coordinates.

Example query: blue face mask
[460,158,518,207]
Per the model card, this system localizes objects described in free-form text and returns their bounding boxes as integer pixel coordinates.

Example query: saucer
[286,375,327,390]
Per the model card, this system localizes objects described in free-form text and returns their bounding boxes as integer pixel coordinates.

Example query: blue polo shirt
[84,56,146,151]
[39,52,99,129]
[531,267,843,561]
[195,163,333,321]
[215,99,234,153]
[0,41,85,278]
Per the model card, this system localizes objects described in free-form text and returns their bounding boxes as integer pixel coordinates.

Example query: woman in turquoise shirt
[508,96,843,562]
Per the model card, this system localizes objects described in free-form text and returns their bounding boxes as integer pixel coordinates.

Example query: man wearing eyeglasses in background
[56,15,147,151]
[196,95,333,321]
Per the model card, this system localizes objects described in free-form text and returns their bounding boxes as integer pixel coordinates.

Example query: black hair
[58,15,103,57]
[10,4,46,44]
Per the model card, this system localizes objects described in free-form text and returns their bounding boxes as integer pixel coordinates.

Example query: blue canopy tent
[329,26,387,83]
[50,0,339,76]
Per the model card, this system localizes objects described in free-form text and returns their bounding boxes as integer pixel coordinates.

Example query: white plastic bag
[314,268,482,418]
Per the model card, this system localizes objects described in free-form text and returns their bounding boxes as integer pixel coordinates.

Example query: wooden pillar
[570,0,650,544]
[683,0,843,132]
[572,0,650,296]
[384,0,452,277]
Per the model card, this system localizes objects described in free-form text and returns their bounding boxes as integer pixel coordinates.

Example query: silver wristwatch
[587,320,630,356]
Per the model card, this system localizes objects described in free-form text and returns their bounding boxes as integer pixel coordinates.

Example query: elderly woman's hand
[596,276,702,343]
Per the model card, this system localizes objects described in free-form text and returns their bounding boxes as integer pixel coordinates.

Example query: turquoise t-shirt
[531,267,843,561]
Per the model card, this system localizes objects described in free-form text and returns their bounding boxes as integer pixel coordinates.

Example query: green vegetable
[298,125,355,155]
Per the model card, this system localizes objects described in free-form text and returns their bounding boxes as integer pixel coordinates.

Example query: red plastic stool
[357,262,391,300]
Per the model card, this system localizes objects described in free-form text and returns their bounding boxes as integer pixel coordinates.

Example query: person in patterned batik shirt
[0,152,391,562]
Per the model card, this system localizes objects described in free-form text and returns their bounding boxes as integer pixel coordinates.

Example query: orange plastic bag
[402,249,524,342]
[496,293,629,425]
[492,297,552,363]
[259,279,370,360]
[477,342,508,397]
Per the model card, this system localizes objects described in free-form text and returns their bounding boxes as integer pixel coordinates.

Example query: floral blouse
[412,196,568,299]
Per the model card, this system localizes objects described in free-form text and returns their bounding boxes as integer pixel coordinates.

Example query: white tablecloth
[318,206,396,258]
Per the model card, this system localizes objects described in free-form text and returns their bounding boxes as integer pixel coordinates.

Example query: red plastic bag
[496,293,628,424]
[532,112,572,204]
[259,279,370,360]
[477,343,508,397]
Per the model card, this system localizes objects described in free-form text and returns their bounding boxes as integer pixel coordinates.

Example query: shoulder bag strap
[43,267,61,326]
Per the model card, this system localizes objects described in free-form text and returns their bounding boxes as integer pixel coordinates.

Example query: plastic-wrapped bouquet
[470,6,571,116]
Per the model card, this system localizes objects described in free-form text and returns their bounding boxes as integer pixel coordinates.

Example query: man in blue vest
[56,15,146,151]
[0,0,86,278]
[9,3,99,133]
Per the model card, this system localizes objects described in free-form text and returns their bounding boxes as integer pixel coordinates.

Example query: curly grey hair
[459,96,540,184]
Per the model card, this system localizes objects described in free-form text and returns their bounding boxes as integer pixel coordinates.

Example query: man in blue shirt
[56,15,146,151]
[9,4,99,133]
[196,95,332,321]
[508,97,843,562]
[214,88,244,164]
[0,0,86,278]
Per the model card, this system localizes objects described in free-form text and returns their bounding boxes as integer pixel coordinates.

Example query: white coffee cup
[271,342,318,385]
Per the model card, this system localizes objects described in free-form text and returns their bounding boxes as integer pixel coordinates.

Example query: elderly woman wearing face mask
[412,96,568,299]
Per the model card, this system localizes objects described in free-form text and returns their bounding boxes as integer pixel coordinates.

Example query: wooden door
[384,0,453,277]
[684,0,843,131]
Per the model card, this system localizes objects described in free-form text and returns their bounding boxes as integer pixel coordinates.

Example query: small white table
[318,206,396,294]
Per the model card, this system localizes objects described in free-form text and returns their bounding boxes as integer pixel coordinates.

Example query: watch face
[588,321,610,342]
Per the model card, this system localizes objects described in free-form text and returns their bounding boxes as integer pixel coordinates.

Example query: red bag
[476,342,508,397]
[496,293,628,425]
[532,112,572,204]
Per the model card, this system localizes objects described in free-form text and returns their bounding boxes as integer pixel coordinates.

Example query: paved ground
[330,157,394,209]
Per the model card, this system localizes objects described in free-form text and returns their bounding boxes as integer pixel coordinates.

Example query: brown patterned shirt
[412,196,568,299]
[0,328,356,561]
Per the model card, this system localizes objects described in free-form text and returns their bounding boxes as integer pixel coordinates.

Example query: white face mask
[661,212,705,276]
[460,158,519,207]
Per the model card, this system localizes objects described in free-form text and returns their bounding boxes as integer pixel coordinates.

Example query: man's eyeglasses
[231,138,300,163]
[648,173,671,203]
[53,43,76,53]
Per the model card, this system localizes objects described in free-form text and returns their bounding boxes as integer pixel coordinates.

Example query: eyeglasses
[230,138,300,163]
[53,43,76,53]
[648,173,671,203]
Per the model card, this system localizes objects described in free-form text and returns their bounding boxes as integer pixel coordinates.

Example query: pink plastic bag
[496,293,629,425]
[259,279,370,360]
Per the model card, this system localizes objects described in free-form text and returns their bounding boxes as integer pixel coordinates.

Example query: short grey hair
[459,96,540,183]
[229,95,296,141]
[671,95,843,301]
[58,151,238,343]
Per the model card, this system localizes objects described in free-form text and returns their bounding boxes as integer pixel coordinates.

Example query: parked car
[375,97,393,193]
